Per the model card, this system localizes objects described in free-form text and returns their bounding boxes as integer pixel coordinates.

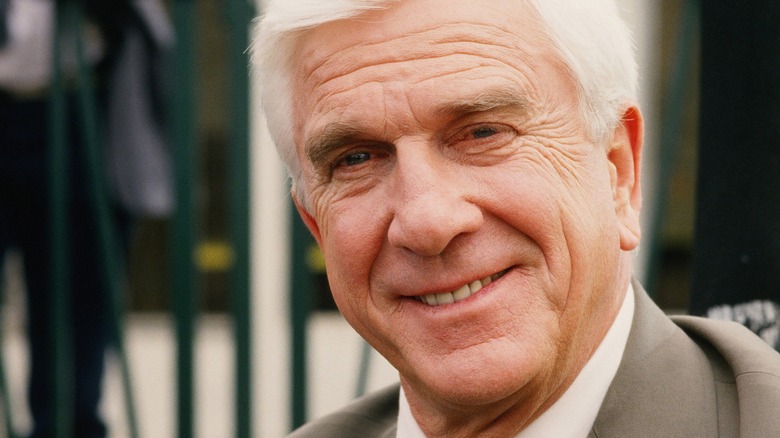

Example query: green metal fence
[226,0,255,436]
[49,3,74,436]
[171,0,198,436]
[171,0,255,437]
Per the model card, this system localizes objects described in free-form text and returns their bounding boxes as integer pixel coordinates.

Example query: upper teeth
[417,270,506,306]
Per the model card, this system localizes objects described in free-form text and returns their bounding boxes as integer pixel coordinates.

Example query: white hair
[251,0,638,196]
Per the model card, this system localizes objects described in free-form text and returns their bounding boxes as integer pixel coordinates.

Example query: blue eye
[472,127,498,139]
[343,152,371,166]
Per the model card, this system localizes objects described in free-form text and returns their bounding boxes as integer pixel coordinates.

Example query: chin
[405,346,544,408]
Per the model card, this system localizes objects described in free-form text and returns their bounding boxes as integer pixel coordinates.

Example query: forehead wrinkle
[299,21,527,91]
[306,51,536,120]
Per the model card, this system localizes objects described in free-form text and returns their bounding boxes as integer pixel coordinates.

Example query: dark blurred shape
[0,1,172,436]
[691,1,780,350]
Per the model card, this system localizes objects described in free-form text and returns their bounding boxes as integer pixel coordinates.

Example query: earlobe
[293,190,323,246]
[608,105,644,251]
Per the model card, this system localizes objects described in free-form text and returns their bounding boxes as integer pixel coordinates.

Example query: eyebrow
[304,87,530,169]
[432,87,530,118]
[305,123,372,170]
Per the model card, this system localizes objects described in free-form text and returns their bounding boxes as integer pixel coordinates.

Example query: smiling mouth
[416,268,510,306]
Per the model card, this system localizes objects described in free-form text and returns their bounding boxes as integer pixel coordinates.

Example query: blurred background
[1,0,778,437]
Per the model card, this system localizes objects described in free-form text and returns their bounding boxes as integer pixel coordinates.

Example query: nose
[387,146,483,256]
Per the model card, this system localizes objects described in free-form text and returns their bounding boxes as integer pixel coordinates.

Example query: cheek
[320,217,390,347]
[477,162,613,301]
[482,169,570,258]
[319,199,387,294]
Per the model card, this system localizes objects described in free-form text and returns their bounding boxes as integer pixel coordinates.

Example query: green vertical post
[172,1,198,437]
[226,0,255,437]
[71,5,139,437]
[290,214,313,430]
[49,2,74,436]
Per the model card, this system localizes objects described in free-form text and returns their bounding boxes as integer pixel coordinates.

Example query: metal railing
[170,0,198,436]
[171,0,255,437]
[171,0,254,436]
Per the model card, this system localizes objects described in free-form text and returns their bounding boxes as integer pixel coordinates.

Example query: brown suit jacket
[288,281,780,437]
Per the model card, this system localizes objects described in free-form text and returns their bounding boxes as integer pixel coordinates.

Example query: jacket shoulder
[672,315,780,437]
[671,315,780,377]
[593,283,780,437]
[287,384,400,438]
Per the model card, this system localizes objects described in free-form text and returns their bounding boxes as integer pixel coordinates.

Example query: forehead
[294,0,549,82]
[290,0,566,144]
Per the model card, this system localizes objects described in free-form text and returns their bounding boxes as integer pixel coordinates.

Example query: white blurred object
[0,0,104,93]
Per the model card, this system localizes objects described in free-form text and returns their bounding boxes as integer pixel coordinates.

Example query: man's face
[290,0,642,425]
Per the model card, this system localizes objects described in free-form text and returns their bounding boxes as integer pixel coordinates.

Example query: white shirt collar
[397,283,635,438]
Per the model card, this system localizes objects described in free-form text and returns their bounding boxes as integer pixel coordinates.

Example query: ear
[607,105,643,251]
[292,190,323,246]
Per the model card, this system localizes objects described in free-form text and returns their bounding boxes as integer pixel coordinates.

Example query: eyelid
[336,151,371,168]
[329,142,393,176]
[447,122,514,144]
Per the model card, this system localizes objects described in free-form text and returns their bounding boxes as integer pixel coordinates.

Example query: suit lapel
[590,280,720,437]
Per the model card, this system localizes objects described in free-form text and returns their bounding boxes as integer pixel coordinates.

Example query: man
[253,0,780,436]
